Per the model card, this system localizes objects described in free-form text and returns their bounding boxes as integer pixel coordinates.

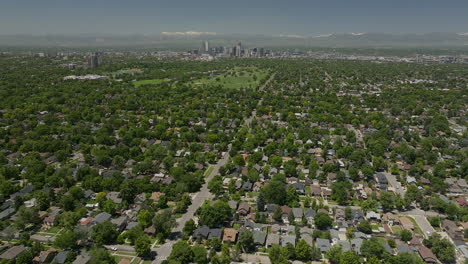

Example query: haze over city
[1,0,468,35]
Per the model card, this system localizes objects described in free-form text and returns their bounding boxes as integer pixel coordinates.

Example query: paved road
[384,172,406,196]
[411,215,436,238]
[151,149,230,263]
[151,72,276,264]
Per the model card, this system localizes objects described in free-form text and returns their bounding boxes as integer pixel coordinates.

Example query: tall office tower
[199,41,209,54]
[259,48,265,57]
[87,52,102,68]
[235,42,242,57]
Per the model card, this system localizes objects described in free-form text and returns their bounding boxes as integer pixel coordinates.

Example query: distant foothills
[1,32,468,49]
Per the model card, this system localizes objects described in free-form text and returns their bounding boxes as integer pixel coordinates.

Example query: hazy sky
[1,0,467,35]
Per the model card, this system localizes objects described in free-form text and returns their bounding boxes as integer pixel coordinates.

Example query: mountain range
[1,32,468,49]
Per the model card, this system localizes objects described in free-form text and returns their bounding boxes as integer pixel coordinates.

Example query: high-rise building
[199,41,209,54]
[235,42,242,57]
[87,52,102,68]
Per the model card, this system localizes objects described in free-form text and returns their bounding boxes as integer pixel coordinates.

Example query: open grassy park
[192,67,268,89]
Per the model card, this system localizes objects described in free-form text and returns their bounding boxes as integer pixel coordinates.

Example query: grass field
[133,78,170,87]
[192,67,268,89]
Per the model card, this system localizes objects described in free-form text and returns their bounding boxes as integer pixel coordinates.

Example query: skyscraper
[235,42,242,57]
[199,41,209,54]
[87,52,102,68]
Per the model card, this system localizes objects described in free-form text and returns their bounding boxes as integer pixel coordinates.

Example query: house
[291,183,306,195]
[92,212,112,225]
[72,252,91,264]
[399,216,414,230]
[408,236,422,247]
[382,213,399,226]
[316,238,331,253]
[335,208,345,221]
[406,176,416,185]
[266,233,280,248]
[441,219,462,240]
[111,216,128,232]
[149,192,165,202]
[397,243,411,254]
[33,248,57,263]
[52,250,70,264]
[228,200,238,210]
[352,209,365,224]
[302,233,314,246]
[106,192,122,204]
[237,203,251,216]
[144,226,156,236]
[0,245,27,261]
[0,208,15,221]
[418,246,438,263]
[292,208,303,223]
[223,228,237,243]
[366,211,381,222]
[455,197,468,207]
[375,172,388,190]
[330,230,340,243]
[281,235,296,247]
[242,181,253,191]
[208,228,223,240]
[310,185,322,197]
[350,238,363,254]
[281,206,291,224]
[380,241,394,255]
[337,240,351,252]
[304,208,316,224]
[244,220,263,231]
[252,231,267,247]
[193,225,210,240]
[79,217,94,226]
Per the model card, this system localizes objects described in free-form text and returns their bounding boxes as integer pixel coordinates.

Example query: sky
[1,0,467,35]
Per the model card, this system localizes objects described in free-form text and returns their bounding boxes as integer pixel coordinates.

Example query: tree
[192,245,208,264]
[90,249,116,264]
[197,201,232,227]
[399,229,413,242]
[238,230,255,253]
[137,209,153,227]
[295,239,311,261]
[183,219,196,237]
[135,235,151,257]
[331,181,352,205]
[286,184,299,207]
[261,179,286,205]
[380,192,395,211]
[361,238,385,258]
[268,245,289,264]
[339,250,360,264]
[423,233,456,263]
[357,220,372,234]
[257,192,265,212]
[325,244,342,264]
[208,175,224,196]
[54,230,77,249]
[153,209,177,240]
[273,205,282,223]
[169,241,193,264]
[311,244,322,261]
[314,212,332,230]
[91,221,118,246]
[15,250,34,264]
